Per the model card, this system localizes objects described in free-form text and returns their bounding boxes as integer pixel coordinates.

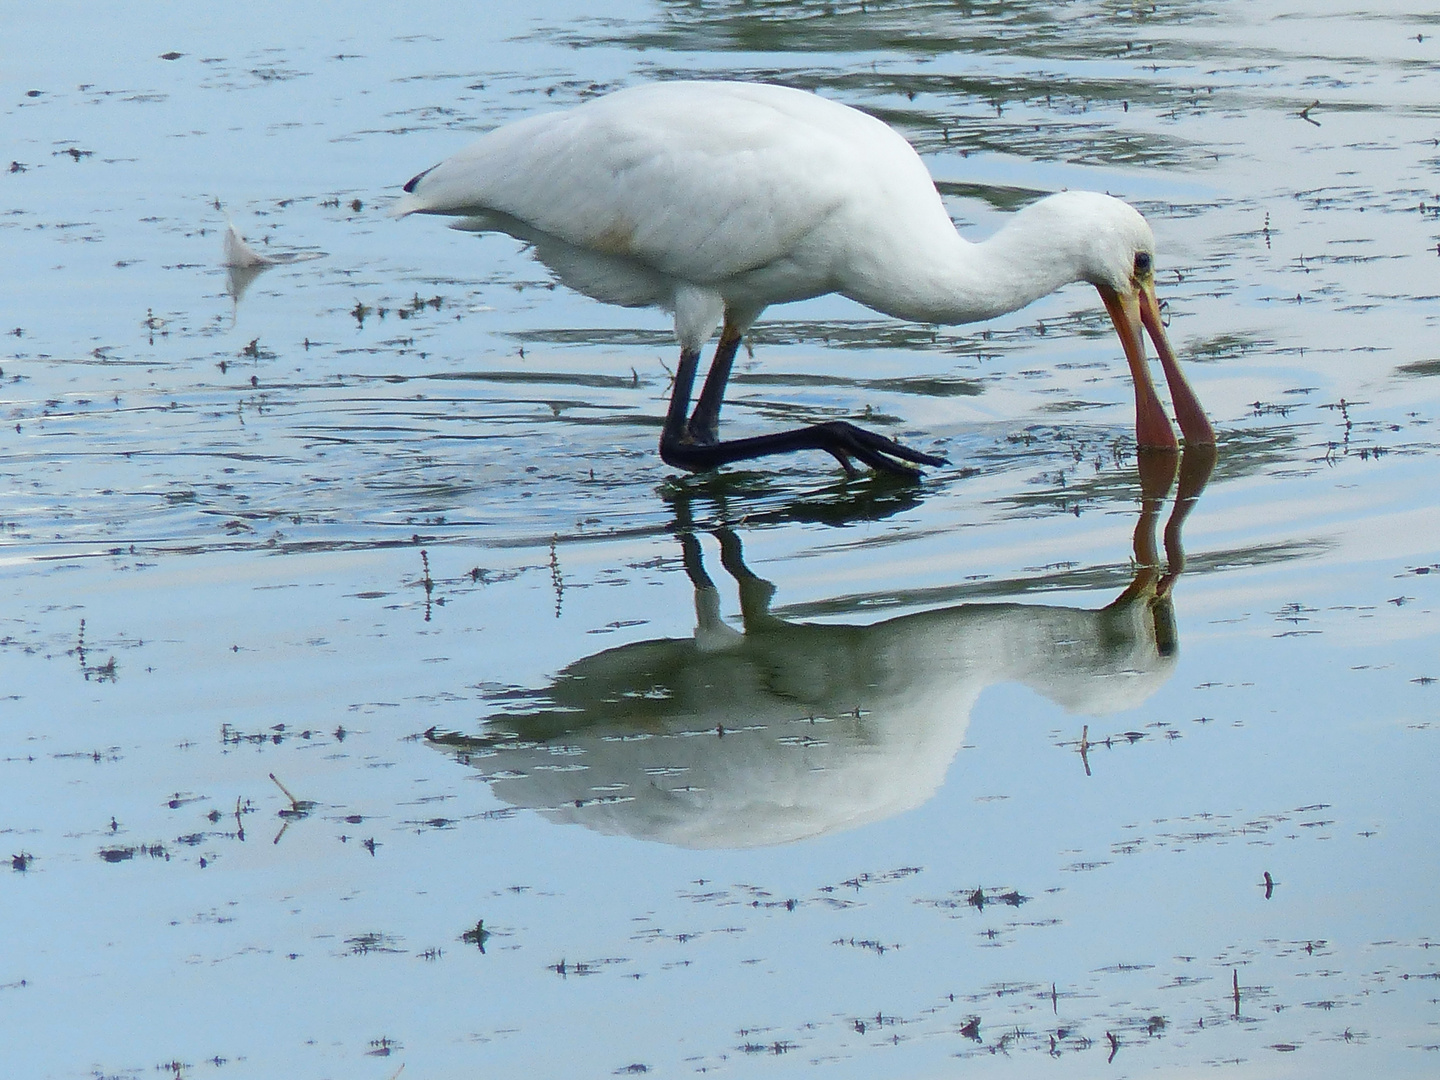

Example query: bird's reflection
[431,447,1214,848]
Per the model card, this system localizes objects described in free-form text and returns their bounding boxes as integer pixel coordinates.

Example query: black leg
[658,341,947,479]
[663,419,945,478]
[659,346,703,470]
[687,322,743,444]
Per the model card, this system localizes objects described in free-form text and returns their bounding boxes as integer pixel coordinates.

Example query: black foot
[661,420,947,479]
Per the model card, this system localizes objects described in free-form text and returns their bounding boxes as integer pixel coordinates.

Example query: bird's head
[1042,191,1216,450]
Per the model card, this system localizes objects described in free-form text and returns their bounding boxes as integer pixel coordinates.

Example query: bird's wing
[400,83,898,284]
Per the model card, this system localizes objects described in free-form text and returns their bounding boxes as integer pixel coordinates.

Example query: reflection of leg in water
[672,498,744,652]
[715,528,779,632]
[667,485,783,640]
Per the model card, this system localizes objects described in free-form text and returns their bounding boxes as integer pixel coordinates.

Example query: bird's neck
[845,196,1095,327]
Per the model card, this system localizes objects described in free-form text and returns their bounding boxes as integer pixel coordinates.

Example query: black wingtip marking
[402,164,437,194]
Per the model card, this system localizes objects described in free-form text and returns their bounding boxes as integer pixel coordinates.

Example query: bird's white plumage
[399,82,1150,345]
[401,83,902,282]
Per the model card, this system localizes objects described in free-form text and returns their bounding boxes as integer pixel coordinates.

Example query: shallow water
[2,2,1438,1077]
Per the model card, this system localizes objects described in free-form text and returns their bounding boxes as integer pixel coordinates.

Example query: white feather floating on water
[223,220,276,268]
[221,214,325,308]
[222,215,324,268]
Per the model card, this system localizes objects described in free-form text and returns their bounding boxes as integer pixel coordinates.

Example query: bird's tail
[390,164,440,218]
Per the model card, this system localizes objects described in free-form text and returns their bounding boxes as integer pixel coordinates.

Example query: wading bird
[397,81,1215,476]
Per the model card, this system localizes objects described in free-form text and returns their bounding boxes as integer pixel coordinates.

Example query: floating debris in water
[461,920,491,951]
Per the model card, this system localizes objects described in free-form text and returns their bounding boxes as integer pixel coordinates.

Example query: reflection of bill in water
[432,447,1214,849]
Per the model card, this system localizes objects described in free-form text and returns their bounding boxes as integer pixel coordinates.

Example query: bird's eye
[1134,252,1153,275]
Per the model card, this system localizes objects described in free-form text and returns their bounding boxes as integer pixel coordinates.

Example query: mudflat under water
[2,2,1438,1078]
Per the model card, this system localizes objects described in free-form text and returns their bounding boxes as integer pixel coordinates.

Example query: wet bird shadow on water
[429,446,1215,849]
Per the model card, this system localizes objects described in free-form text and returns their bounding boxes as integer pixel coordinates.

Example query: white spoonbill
[397,80,1215,476]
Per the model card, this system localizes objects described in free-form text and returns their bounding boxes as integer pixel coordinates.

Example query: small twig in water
[270,772,301,812]
[270,773,316,816]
